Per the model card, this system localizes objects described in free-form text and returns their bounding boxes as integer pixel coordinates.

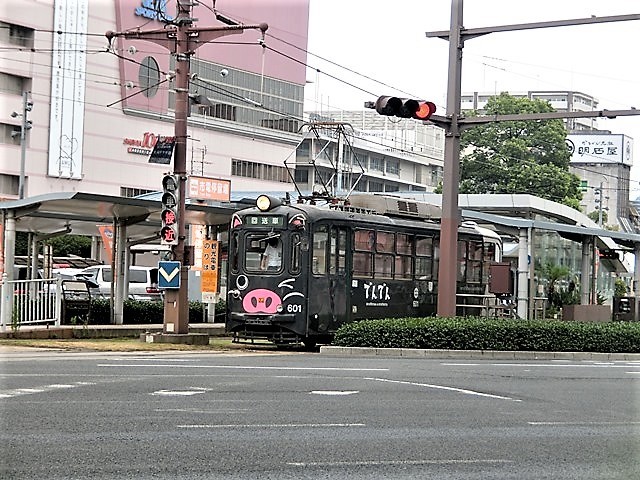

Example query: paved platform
[0,323,227,340]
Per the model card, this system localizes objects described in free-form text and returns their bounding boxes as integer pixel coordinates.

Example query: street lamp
[11,91,32,199]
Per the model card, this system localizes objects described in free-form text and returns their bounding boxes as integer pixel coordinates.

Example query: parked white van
[75,265,161,301]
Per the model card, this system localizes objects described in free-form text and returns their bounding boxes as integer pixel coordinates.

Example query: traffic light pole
[106,9,267,334]
[426,1,640,318]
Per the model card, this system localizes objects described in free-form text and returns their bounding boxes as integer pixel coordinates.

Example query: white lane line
[288,459,513,467]
[442,363,640,368]
[177,423,365,429]
[529,421,640,426]
[365,377,520,401]
[0,381,96,399]
[151,387,211,396]
[310,390,359,396]
[98,364,388,372]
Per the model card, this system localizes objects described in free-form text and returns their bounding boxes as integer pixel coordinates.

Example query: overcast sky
[304,0,640,195]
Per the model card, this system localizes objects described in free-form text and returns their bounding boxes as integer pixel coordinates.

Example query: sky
[304,0,640,195]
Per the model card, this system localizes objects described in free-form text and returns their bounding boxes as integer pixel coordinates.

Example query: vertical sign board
[201,240,219,302]
[48,0,88,179]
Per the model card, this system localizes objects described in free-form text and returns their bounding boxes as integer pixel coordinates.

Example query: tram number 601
[287,304,302,313]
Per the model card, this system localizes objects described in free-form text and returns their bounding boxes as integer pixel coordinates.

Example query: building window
[369,180,383,192]
[369,155,384,172]
[0,21,34,48]
[197,103,236,121]
[0,174,19,196]
[386,159,399,175]
[294,168,308,183]
[139,56,160,98]
[232,159,292,183]
[0,123,21,145]
[121,187,155,198]
[0,73,25,95]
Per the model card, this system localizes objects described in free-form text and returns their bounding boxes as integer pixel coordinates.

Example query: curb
[319,346,640,361]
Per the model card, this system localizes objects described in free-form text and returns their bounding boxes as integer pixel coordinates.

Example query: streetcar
[226,193,502,348]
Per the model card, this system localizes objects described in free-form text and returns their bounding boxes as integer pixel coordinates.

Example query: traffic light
[374,96,436,120]
[160,174,179,245]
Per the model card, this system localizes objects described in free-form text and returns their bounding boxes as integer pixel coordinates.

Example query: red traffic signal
[374,96,436,121]
[160,175,179,246]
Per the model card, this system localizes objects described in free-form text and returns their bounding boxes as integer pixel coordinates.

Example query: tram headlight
[276,304,283,313]
[256,195,281,212]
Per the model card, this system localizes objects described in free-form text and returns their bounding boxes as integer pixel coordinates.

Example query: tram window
[244,234,271,272]
[230,231,239,273]
[312,227,328,275]
[291,233,301,274]
[396,233,412,255]
[338,229,347,274]
[457,241,467,282]
[375,253,393,278]
[416,236,433,256]
[416,257,433,279]
[353,252,373,277]
[355,229,374,251]
[416,235,433,279]
[376,232,394,253]
[395,255,412,279]
[329,229,337,274]
[467,240,482,284]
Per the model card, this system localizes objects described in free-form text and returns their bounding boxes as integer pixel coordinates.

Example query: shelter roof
[0,191,243,241]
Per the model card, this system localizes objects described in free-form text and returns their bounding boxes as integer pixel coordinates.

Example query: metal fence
[1,275,61,330]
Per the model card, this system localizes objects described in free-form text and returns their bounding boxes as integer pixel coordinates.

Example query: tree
[458,93,583,209]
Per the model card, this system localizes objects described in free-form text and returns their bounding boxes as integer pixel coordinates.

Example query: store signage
[188,176,231,202]
[567,133,633,166]
[123,132,173,157]
[149,136,176,164]
[135,0,174,22]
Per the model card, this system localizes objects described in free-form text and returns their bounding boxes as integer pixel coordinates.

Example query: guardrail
[456,293,517,319]
[1,275,61,330]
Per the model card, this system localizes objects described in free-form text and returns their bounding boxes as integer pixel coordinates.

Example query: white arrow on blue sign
[158,261,181,289]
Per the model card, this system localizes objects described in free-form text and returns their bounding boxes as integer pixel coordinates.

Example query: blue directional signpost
[158,261,181,290]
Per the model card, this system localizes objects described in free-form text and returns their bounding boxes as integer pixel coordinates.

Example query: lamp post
[11,91,32,199]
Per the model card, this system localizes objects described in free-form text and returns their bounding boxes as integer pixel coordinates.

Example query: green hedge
[332,317,640,353]
[84,299,226,325]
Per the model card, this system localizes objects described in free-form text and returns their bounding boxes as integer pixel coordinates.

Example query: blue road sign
[158,261,181,289]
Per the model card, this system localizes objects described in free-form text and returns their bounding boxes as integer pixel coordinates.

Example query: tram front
[226,195,311,346]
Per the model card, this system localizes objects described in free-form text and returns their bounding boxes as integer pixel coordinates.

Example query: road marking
[98,364,388,372]
[151,387,211,396]
[529,421,640,426]
[177,423,365,429]
[365,377,520,401]
[288,459,513,467]
[310,390,359,395]
[0,381,96,399]
[442,363,640,368]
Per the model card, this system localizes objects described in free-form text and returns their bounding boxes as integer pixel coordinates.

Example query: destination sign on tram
[244,215,284,227]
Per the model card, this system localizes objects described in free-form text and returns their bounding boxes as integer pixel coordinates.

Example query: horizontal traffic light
[374,96,436,120]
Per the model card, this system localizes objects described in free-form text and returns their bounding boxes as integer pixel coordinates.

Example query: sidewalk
[0,323,227,340]
[319,345,640,361]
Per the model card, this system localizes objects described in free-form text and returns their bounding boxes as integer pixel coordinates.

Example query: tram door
[309,224,350,335]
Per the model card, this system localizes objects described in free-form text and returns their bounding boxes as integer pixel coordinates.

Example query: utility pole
[11,91,32,199]
[426,1,640,318]
[106,6,267,335]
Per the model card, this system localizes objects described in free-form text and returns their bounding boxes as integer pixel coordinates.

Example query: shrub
[86,298,225,324]
[333,317,640,353]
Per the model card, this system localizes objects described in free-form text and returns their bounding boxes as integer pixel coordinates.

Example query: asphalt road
[1,348,639,479]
